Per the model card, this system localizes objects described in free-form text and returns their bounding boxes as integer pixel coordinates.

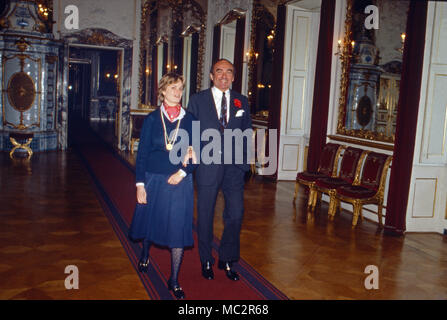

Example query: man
[187,59,252,281]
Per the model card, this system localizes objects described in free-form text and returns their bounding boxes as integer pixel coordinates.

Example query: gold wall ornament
[15,37,31,52]
[0,16,9,29]
[181,24,201,37]
[336,0,353,137]
[86,31,118,46]
[2,53,42,130]
[7,72,36,113]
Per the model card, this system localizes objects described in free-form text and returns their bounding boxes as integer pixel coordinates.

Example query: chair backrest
[338,147,368,184]
[130,115,147,138]
[360,152,393,192]
[317,143,344,177]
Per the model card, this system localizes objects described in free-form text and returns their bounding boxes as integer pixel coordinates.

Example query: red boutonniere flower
[234,99,242,108]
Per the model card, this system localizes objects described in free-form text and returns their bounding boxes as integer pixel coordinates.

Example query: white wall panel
[411,178,437,218]
[282,144,300,171]
[287,76,306,133]
[292,16,310,71]
[423,70,447,160]
[432,3,447,65]
[56,0,137,40]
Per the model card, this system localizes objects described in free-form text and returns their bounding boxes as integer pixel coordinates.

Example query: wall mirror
[248,0,276,123]
[336,0,410,143]
[139,0,205,109]
[211,8,246,92]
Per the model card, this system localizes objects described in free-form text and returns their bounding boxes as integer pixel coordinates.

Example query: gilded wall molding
[138,0,206,107]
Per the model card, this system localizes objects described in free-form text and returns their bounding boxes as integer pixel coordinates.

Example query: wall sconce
[335,39,355,62]
[114,74,118,79]
[244,49,259,63]
[165,64,178,71]
[106,73,111,78]
[397,33,406,54]
[38,3,50,18]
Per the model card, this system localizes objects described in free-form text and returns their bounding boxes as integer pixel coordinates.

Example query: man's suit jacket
[187,88,252,186]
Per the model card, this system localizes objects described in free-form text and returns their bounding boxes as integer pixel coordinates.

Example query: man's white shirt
[211,86,230,123]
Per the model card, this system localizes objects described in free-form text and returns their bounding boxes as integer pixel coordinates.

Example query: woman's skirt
[128,172,194,248]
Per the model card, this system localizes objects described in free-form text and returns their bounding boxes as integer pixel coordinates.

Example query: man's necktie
[221,91,227,127]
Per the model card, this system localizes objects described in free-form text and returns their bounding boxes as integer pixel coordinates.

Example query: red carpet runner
[74,127,288,300]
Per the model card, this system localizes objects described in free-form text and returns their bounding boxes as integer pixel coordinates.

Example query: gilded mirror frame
[138,0,206,109]
[336,0,409,144]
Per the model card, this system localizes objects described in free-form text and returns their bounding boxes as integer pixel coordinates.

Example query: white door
[277,3,320,180]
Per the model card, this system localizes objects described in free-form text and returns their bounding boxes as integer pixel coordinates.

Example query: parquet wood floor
[0,151,148,299]
[1,148,446,299]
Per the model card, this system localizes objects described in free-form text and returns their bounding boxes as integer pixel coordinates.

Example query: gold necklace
[160,107,181,151]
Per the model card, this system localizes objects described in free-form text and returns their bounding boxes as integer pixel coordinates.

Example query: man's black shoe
[201,261,214,280]
[218,260,240,281]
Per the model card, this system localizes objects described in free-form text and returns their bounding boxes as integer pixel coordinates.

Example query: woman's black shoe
[168,279,185,299]
[138,257,149,273]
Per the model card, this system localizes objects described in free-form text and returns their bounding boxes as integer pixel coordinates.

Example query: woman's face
[162,80,184,106]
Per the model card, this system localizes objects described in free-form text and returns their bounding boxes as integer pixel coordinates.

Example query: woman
[129,72,197,299]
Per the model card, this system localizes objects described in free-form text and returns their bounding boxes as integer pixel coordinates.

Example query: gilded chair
[334,152,393,227]
[313,147,368,218]
[293,143,344,209]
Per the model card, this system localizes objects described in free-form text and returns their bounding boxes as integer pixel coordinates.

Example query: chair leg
[310,189,320,211]
[130,139,135,154]
[307,187,314,209]
[315,191,322,209]
[328,191,337,220]
[352,201,362,227]
[378,202,384,227]
[293,182,300,202]
[307,186,319,211]
[250,163,256,175]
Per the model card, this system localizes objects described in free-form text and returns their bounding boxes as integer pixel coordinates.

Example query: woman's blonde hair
[158,72,185,102]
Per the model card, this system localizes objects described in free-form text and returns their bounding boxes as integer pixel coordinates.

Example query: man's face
[210,60,234,92]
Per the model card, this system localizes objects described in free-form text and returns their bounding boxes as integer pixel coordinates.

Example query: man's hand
[168,170,185,185]
[136,185,147,204]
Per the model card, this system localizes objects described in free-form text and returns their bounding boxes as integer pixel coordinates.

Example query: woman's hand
[168,171,184,185]
[136,185,147,204]
[182,146,198,167]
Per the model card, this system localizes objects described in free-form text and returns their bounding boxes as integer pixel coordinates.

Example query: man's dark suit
[187,88,252,266]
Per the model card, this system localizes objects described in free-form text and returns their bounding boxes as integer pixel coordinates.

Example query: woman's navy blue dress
[128,108,197,248]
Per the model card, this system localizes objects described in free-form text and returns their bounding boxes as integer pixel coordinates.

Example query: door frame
[67,44,124,149]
